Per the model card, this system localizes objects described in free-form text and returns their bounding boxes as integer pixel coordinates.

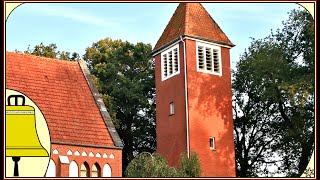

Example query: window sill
[197,70,222,76]
[162,72,180,81]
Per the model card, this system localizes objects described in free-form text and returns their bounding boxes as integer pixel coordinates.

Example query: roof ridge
[153,3,183,51]
[183,3,188,35]
[201,4,233,45]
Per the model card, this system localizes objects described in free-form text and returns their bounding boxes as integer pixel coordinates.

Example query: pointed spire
[154,3,234,51]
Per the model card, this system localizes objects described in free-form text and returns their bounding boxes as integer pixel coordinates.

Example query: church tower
[151,3,236,176]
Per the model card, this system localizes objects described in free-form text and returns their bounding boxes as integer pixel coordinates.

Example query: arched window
[102,163,112,177]
[69,161,78,177]
[80,162,90,177]
[92,163,101,177]
[45,159,56,177]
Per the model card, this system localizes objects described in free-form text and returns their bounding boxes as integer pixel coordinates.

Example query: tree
[19,43,80,61]
[233,8,314,177]
[71,52,81,61]
[58,51,71,60]
[25,43,58,58]
[125,152,201,177]
[83,38,156,174]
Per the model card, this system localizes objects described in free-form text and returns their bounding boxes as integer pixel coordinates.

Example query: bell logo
[5,89,51,177]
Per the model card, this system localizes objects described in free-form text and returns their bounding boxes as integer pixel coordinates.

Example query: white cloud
[23,3,116,28]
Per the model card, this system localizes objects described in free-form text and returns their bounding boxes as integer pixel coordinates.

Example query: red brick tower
[151,3,236,177]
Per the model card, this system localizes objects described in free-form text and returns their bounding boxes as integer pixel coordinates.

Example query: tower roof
[153,3,234,52]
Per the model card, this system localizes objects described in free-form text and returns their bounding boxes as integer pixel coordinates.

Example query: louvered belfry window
[161,44,180,81]
[197,42,222,75]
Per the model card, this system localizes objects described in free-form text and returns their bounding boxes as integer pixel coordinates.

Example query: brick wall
[155,41,187,167]
[49,144,122,177]
[155,39,236,177]
[185,39,236,176]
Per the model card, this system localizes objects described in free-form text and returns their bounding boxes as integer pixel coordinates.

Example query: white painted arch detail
[103,153,108,158]
[89,152,94,157]
[96,153,101,158]
[67,150,73,155]
[52,149,59,154]
[82,151,87,156]
[74,151,80,156]
[103,164,112,177]
[69,161,79,177]
[45,159,56,177]
[109,154,114,159]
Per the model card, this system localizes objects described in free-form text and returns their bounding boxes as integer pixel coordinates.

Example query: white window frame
[169,102,174,115]
[161,44,180,81]
[209,137,216,150]
[196,42,222,76]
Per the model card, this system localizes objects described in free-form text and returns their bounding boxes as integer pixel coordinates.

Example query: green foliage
[125,152,200,177]
[233,8,314,177]
[180,152,201,177]
[20,43,80,61]
[84,38,155,174]
[29,43,57,58]
[58,51,71,60]
[125,153,176,177]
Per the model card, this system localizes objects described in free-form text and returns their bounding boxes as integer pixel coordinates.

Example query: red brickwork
[50,144,122,177]
[155,42,187,167]
[185,39,236,176]
[155,39,236,176]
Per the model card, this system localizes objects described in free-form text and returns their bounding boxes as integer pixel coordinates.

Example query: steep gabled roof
[6,52,123,148]
[153,3,234,52]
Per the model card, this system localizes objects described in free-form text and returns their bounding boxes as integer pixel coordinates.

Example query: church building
[152,3,236,176]
[6,52,123,177]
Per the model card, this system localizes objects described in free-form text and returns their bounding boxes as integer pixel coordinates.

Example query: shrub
[179,152,201,177]
[125,151,201,177]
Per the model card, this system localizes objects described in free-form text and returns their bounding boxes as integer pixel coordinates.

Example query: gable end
[78,60,123,148]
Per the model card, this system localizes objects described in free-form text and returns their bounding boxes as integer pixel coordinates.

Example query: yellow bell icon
[6,95,49,176]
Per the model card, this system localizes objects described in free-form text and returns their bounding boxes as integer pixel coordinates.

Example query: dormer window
[161,44,180,81]
[196,42,222,76]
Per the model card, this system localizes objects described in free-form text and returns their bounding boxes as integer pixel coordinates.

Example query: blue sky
[5,3,301,70]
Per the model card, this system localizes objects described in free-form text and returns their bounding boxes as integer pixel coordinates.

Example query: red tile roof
[154,3,234,51]
[6,52,115,147]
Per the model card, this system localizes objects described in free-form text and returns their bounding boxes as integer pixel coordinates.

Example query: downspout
[180,36,190,158]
